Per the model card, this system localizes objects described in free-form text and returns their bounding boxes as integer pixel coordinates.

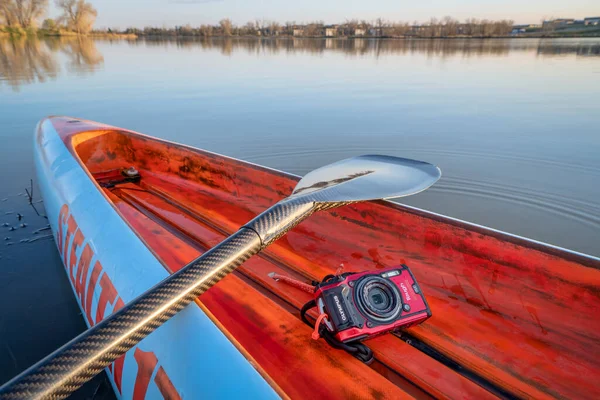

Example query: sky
[48,0,599,29]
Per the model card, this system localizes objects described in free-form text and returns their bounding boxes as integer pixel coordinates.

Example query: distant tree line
[0,0,97,34]
[115,17,515,38]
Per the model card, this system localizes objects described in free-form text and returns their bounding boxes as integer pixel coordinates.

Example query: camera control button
[412,284,420,294]
[403,304,411,312]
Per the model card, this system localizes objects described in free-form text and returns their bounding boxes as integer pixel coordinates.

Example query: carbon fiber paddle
[0,155,441,399]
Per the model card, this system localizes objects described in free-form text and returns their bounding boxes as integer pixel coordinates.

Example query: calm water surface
[0,37,599,397]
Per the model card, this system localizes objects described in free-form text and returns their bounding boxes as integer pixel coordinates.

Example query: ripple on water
[244,146,600,234]
[431,176,600,230]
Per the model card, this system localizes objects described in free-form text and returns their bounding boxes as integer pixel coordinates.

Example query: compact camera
[313,265,431,343]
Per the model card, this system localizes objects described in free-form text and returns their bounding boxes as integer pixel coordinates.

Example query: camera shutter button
[403,304,411,312]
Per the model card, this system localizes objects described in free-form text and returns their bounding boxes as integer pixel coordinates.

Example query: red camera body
[313,265,431,343]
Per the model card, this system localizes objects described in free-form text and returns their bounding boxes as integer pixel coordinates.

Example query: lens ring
[354,276,402,323]
[363,283,394,315]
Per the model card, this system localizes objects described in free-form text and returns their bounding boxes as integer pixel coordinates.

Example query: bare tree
[19,0,48,28]
[541,17,554,34]
[177,24,193,36]
[255,19,265,35]
[199,24,212,37]
[464,18,478,36]
[284,21,294,35]
[55,0,97,34]
[360,19,371,33]
[0,0,17,26]
[480,19,493,36]
[441,16,458,36]
[1,0,48,28]
[421,18,439,37]
[390,21,409,36]
[240,21,255,35]
[375,17,385,36]
[497,19,513,35]
[304,20,323,37]
[219,18,232,36]
[268,20,280,36]
[341,19,358,36]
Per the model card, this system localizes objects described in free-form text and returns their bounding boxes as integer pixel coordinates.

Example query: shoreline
[1,30,598,40]
[98,33,600,39]
[0,28,138,39]
[119,34,600,39]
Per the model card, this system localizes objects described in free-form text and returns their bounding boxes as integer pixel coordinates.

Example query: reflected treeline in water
[535,39,600,57]
[2,37,599,90]
[0,38,58,90]
[59,38,105,75]
[0,37,104,91]
[136,37,600,58]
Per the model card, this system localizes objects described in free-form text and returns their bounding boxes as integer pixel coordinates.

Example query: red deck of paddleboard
[54,117,600,399]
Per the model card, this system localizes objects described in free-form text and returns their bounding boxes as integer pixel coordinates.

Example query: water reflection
[60,38,104,75]
[137,37,600,59]
[0,38,59,90]
[1,37,599,90]
[0,37,103,91]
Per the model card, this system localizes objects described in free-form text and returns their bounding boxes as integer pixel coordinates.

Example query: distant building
[511,24,540,34]
[543,18,575,28]
[584,17,600,25]
[353,28,366,36]
[293,29,304,37]
[264,28,280,36]
[408,25,426,34]
[325,26,338,37]
[555,18,575,25]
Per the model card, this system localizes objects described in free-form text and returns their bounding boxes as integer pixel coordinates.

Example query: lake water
[0,36,599,397]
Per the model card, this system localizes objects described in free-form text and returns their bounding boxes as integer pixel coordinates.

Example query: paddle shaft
[0,151,441,399]
[0,200,317,400]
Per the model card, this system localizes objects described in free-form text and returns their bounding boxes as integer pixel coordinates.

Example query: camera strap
[269,271,374,364]
[301,299,374,364]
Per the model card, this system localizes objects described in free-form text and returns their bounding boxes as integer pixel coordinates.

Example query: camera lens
[370,289,389,309]
[354,276,402,323]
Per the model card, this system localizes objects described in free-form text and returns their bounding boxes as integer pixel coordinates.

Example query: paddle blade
[291,155,441,202]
